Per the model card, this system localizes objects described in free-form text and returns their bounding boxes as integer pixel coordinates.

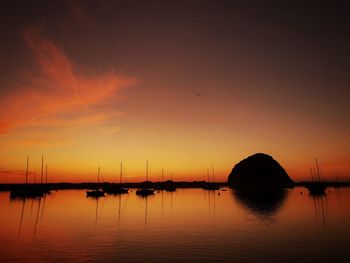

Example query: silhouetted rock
[228,153,294,189]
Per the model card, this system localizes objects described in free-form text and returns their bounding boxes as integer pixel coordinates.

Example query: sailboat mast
[211,164,215,183]
[310,167,314,182]
[25,156,29,184]
[207,168,210,183]
[120,162,123,184]
[98,167,100,184]
[45,165,48,184]
[41,155,44,184]
[146,160,148,181]
[315,159,321,182]
[162,168,164,182]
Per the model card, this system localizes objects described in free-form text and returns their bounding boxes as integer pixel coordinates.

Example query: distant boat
[307,182,326,196]
[202,184,220,191]
[86,167,105,198]
[10,186,46,199]
[165,171,177,192]
[10,155,49,199]
[136,160,155,197]
[104,162,129,195]
[202,166,220,191]
[86,190,105,198]
[306,159,327,196]
[333,175,341,189]
[154,169,176,191]
[165,185,176,192]
[136,188,155,196]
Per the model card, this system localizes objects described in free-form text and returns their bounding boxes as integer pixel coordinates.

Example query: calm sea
[0,187,349,262]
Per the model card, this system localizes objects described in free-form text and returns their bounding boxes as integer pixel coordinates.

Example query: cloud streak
[0,168,24,176]
[0,26,136,142]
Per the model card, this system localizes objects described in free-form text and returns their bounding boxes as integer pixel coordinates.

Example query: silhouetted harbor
[0,181,227,192]
[2,181,349,193]
[9,184,51,199]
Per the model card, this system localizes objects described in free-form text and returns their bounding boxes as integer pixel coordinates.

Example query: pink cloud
[0,26,136,140]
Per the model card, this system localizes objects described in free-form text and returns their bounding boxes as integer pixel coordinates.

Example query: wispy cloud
[0,168,24,176]
[0,25,136,143]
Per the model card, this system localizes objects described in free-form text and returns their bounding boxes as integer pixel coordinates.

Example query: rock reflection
[232,189,288,220]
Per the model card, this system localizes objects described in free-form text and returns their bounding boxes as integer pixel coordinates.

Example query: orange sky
[0,1,349,183]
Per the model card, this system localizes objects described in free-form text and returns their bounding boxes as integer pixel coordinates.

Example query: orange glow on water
[1,188,350,262]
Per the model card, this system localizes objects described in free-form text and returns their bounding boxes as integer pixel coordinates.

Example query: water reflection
[17,198,25,236]
[11,196,47,237]
[33,196,42,236]
[232,189,288,219]
[204,189,218,216]
[86,196,105,227]
[145,196,148,228]
[312,195,327,228]
[118,194,121,222]
[136,193,151,229]
[1,188,350,263]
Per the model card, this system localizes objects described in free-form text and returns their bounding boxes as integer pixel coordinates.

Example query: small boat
[105,187,129,195]
[10,187,46,199]
[307,182,327,196]
[333,175,341,188]
[86,167,105,198]
[104,162,129,195]
[202,183,220,191]
[306,159,327,196]
[155,170,177,192]
[136,160,155,197]
[86,189,105,197]
[136,188,155,196]
[10,155,50,199]
[165,171,176,192]
[165,186,176,192]
[202,166,220,191]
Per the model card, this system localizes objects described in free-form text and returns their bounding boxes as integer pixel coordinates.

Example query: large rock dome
[228,153,294,189]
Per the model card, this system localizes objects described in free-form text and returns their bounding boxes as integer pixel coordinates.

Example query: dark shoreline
[0,181,225,192]
[0,181,349,192]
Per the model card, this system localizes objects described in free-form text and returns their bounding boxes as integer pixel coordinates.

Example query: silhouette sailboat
[307,159,327,196]
[10,156,49,199]
[202,166,220,190]
[86,167,105,197]
[104,162,129,195]
[136,160,155,197]
[165,171,176,192]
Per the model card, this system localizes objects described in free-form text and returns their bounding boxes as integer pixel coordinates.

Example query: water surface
[0,187,349,262]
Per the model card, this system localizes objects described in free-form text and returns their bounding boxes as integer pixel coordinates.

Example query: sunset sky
[0,0,349,183]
